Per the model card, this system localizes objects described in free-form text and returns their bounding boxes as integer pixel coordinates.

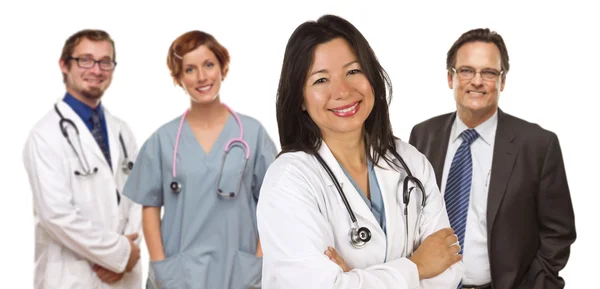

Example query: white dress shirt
[440,110,497,285]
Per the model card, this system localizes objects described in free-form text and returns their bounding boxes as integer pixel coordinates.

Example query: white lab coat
[22,100,143,289]
[256,139,464,289]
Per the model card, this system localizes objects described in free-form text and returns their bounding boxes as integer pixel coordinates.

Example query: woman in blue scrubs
[122,30,277,289]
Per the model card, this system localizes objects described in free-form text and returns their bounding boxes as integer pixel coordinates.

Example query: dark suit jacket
[408,108,576,289]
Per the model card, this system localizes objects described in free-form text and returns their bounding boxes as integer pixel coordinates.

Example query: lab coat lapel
[57,101,111,171]
[317,142,381,232]
[103,109,122,178]
[372,151,401,258]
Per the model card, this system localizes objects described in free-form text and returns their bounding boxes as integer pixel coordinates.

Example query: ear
[301,102,306,111]
[59,59,69,75]
[447,70,454,89]
[221,64,229,80]
[500,76,506,91]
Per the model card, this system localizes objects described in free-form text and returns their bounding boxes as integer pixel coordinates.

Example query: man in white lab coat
[22,29,142,289]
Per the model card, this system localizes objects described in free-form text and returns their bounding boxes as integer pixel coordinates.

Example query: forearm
[24,135,130,273]
[262,253,420,289]
[143,206,165,261]
[39,212,130,273]
[256,237,263,257]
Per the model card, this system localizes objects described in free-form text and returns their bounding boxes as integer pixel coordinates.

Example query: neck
[186,98,228,128]
[323,129,367,169]
[67,88,100,109]
[457,106,497,128]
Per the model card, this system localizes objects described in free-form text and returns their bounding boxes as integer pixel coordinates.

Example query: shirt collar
[62,92,105,122]
[450,109,498,146]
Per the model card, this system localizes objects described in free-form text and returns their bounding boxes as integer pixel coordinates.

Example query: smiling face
[303,37,374,140]
[180,45,226,104]
[60,38,114,105]
[448,41,505,120]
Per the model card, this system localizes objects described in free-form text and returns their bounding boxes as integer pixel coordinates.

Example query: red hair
[167,30,230,86]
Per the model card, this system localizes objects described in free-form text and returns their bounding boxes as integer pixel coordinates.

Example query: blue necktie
[445,129,478,288]
[90,110,111,168]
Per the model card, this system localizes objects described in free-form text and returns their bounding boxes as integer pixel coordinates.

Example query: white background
[1,0,598,287]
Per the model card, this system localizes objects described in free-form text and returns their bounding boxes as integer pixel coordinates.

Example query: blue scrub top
[339,160,387,234]
[122,111,277,289]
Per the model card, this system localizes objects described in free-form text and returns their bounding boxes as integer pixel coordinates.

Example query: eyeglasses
[68,56,117,71]
[451,67,503,81]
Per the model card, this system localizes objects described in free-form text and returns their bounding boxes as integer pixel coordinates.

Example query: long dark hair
[275,14,398,168]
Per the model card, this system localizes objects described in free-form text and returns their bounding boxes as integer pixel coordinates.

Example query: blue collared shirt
[63,92,111,159]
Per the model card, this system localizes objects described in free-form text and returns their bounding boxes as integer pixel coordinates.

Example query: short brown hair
[167,30,230,87]
[60,29,116,82]
[446,28,510,77]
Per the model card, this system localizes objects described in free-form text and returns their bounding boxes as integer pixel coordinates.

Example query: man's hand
[93,264,124,284]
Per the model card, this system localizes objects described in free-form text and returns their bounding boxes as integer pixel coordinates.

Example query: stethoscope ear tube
[55,103,133,177]
[314,153,358,223]
[392,150,427,208]
[315,148,427,252]
[315,153,373,249]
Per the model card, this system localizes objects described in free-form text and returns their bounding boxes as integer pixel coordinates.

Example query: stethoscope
[169,104,250,199]
[314,150,426,255]
[54,104,134,177]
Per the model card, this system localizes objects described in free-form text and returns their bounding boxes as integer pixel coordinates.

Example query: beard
[81,86,104,100]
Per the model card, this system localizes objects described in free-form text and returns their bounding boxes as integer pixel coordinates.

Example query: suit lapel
[431,113,456,188]
[373,153,401,258]
[487,109,518,236]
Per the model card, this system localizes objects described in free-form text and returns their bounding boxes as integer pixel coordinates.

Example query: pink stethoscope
[169,104,250,198]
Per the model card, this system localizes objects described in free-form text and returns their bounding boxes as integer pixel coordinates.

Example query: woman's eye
[313,78,328,85]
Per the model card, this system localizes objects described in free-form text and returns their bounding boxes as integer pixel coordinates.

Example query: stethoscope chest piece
[349,226,371,249]
[170,181,182,193]
[122,160,134,174]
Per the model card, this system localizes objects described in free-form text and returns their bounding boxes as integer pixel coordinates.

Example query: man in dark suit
[408,28,576,289]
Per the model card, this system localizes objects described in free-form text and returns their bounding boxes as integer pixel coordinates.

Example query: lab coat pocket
[50,260,94,288]
[231,250,262,289]
[149,256,183,289]
[43,261,63,288]
[63,157,95,204]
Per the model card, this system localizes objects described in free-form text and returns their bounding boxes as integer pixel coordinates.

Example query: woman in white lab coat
[256,14,464,288]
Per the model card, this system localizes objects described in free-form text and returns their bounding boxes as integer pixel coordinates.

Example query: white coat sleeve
[257,158,420,289]
[121,122,143,246]
[413,150,464,288]
[22,131,131,273]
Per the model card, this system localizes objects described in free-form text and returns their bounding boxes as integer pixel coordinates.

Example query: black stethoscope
[54,104,134,177]
[314,150,426,253]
